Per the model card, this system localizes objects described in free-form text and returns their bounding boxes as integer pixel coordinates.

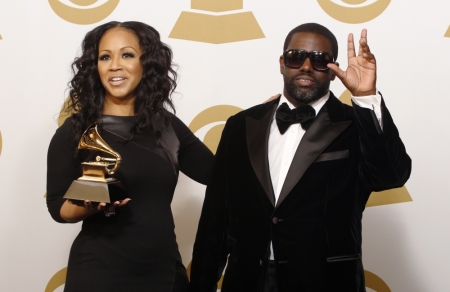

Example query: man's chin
[291,91,320,104]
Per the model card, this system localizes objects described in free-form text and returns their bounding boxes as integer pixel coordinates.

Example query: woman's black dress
[46,114,214,292]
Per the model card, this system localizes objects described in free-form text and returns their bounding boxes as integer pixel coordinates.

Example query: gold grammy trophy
[63,123,123,203]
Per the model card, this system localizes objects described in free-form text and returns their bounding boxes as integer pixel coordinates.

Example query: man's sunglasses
[283,50,335,71]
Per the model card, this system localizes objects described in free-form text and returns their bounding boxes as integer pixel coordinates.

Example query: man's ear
[279,55,285,74]
[330,62,339,80]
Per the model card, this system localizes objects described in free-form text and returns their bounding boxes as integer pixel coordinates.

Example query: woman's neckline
[101,113,136,118]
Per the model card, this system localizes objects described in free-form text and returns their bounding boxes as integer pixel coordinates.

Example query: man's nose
[299,57,314,72]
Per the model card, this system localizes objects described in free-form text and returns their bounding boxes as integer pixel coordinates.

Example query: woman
[46,21,214,291]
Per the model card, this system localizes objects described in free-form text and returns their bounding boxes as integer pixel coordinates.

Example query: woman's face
[98,27,143,105]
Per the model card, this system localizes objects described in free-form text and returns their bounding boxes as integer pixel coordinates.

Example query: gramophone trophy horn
[78,123,122,180]
[63,123,127,203]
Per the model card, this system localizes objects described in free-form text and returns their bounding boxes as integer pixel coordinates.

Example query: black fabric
[275,102,315,134]
[263,261,278,292]
[189,92,411,292]
[46,114,214,292]
[172,259,189,292]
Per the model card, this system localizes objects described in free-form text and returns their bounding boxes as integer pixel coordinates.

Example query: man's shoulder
[228,99,278,122]
[326,92,355,122]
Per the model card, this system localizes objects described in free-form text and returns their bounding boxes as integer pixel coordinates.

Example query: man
[189,23,411,292]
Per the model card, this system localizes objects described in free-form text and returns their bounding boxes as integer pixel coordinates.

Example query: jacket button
[260,260,263,266]
[272,217,279,224]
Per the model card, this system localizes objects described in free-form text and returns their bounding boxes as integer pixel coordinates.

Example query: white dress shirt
[267,91,382,260]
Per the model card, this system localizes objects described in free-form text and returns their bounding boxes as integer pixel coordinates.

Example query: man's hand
[328,29,377,96]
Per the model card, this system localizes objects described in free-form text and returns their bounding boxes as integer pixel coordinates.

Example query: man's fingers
[347,33,356,59]
[358,29,370,56]
[360,29,368,43]
[327,63,345,81]
[348,29,371,58]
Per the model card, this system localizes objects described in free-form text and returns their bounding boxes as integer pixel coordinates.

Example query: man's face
[280,32,336,106]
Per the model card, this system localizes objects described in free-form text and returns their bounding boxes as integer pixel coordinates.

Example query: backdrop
[0,0,448,291]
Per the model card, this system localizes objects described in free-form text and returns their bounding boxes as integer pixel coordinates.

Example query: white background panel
[0,0,449,291]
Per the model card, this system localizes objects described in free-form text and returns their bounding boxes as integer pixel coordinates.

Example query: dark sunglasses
[283,49,335,71]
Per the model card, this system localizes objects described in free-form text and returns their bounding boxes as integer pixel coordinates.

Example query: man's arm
[329,29,411,192]
[353,97,411,193]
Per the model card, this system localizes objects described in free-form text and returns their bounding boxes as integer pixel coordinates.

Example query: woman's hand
[61,198,131,222]
[263,94,281,103]
[93,198,131,217]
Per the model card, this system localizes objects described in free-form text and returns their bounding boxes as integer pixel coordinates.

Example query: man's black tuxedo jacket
[189,93,411,292]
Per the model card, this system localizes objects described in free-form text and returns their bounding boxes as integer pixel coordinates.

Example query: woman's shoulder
[167,112,183,125]
[55,116,75,134]
[50,116,76,147]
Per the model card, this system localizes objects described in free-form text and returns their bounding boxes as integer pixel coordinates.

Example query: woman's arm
[172,115,215,185]
[46,118,82,223]
[59,199,100,223]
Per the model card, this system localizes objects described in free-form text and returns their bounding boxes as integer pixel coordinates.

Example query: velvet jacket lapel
[276,93,353,207]
[245,93,354,208]
[246,97,280,206]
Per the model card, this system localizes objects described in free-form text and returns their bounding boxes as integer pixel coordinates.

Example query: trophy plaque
[63,123,126,203]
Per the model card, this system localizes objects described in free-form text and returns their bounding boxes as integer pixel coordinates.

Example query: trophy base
[63,179,127,203]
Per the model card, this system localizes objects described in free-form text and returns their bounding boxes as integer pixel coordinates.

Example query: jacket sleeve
[189,117,233,292]
[352,94,412,194]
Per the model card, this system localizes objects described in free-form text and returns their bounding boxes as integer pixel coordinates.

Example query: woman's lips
[109,77,127,86]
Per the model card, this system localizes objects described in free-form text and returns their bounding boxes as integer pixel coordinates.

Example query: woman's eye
[98,54,110,61]
[123,52,135,58]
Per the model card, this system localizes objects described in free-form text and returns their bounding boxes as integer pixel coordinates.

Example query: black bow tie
[275,102,316,134]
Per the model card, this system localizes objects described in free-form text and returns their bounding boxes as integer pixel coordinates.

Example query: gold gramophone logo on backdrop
[445,26,450,37]
[188,105,243,153]
[48,0,120,25]
[45,268,66,292]
[317,0,391,24]
[169,0,265,44]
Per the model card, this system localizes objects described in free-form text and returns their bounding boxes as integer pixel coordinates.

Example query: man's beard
[284,75,330,104]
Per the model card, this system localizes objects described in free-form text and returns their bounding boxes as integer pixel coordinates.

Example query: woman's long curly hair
[66,21,177,148]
